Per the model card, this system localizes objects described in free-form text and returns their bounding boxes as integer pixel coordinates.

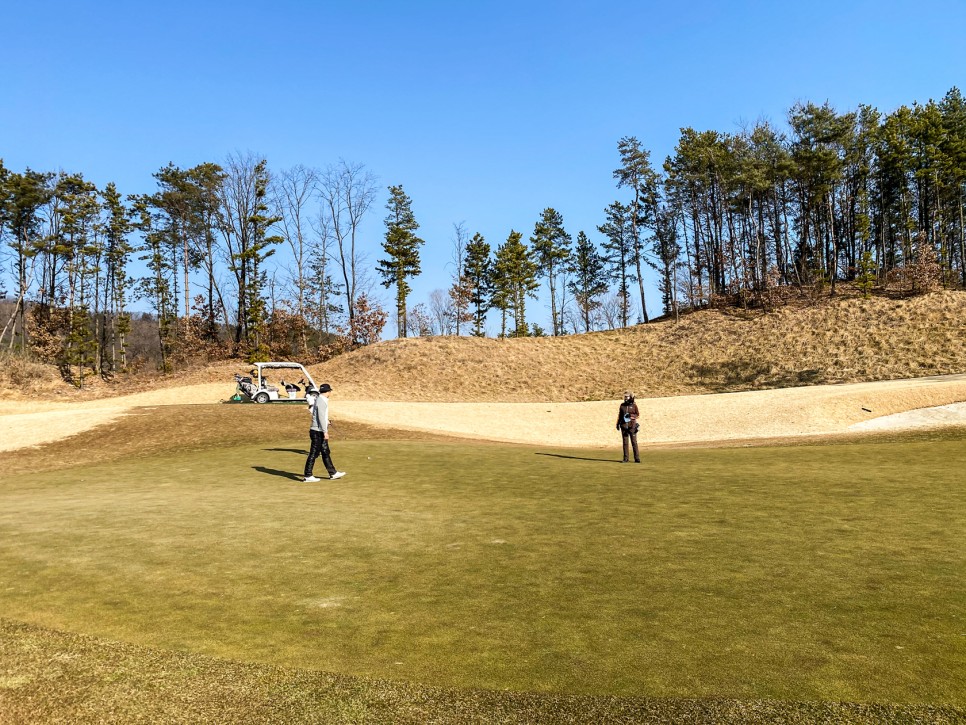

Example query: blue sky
[3,0,964,329]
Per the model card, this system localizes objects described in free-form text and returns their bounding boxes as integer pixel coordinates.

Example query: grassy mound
[311,290,966,402]
[4,290,966,405]
[0,349,62,396]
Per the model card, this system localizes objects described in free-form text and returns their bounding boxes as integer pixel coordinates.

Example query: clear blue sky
[3,0,964,328]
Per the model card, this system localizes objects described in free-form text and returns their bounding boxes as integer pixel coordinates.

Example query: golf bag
[234,374,258,399]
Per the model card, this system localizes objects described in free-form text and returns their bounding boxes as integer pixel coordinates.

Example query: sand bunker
[1,375,965,454]
[337,374,966,447]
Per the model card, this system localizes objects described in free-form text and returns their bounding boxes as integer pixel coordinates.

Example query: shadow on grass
[263,448,308,455]
[535,452,622,463]
[252,466,303,481]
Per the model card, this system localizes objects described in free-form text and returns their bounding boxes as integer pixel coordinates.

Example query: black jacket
[617,399,640,430]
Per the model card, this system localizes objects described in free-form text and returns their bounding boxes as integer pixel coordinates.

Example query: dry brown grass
[5,290,965,404]
[0,404,450,476]
[310,290,966,402]
[0,349,62,395]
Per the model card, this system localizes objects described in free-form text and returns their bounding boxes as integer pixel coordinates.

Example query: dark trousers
[305,429,337,477]
[621,426,640,463]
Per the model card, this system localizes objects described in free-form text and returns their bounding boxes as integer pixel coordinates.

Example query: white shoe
[303,475,321,483]
[330,471,346,480]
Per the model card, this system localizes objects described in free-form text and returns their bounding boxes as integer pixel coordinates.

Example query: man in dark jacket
[616,391,641,463]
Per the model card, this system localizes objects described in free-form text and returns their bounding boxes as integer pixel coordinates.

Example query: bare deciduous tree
[449,221,469,335]
[406,302,433,337]
[428,288,455,335]
[317,160,378,324]
[599,290,627,331]
[272,164,319,354]
[217,152,261,343]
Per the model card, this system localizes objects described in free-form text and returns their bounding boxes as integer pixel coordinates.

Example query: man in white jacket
[303,383,346,482]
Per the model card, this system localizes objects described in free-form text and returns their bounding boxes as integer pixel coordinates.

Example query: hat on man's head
[305,386,319,396]
[318,383,333,393]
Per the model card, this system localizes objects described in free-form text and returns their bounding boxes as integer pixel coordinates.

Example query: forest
[1,88,964,383]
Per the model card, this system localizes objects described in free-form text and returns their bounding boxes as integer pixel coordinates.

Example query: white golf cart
[232,362,318,404]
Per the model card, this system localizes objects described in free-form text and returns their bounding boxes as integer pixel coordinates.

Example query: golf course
[8,1,966,718]
[2,295,966,723]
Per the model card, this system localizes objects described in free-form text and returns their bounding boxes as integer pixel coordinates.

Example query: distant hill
[310,291,966,402]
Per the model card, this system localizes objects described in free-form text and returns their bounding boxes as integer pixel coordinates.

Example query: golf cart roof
[253,362,309,370]
[251,362,317,387]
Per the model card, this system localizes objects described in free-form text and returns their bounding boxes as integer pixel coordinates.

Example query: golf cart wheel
[254,392,270,404]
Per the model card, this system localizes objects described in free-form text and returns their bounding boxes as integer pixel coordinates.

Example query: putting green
[1,426,964,705]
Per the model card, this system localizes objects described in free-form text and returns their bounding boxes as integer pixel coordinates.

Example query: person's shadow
[253,466,303,481]
[535,453,622,463]
[263,447,308,455]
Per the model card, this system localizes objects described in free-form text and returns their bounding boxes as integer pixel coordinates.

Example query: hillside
[311,291,966,402]
[2,291,964,405]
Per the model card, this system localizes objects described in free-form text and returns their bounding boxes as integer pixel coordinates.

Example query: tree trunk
[959,191,966,288]
[548,266,559,335]
[828,193,838,295]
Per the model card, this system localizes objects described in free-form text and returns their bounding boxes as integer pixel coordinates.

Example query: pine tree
[131,195,176,372]
[377,185,425,337]
[1,168,52,349]
[100,182,133,372]
[651,204,682,318]
[187,163,226,341]
[243,160,283,360]
[614,136,659,322]
[856,250,877,298]
[493,230,538,337]
[939,87,966,287]
[598,201,636,328]
[463,232,493,336]
[530,207,572,335]
[54,173,101,380]
[567,231,608,332]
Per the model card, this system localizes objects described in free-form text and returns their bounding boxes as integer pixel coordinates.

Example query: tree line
[1,88,964,382]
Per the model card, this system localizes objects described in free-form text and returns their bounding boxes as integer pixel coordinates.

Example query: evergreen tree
[938,87,966,286]
[856,250,877,298]
[100,183,133,372]
[187,163,226,341]
[651,204,682,318]
[493,230,538,337]
[131,195,176,371]
[463,232,493,336]
[598,201,636,327]
[54,173,101,379]
[243,160,283,359]
[1,168,52,349]
[530,207,572,335]
[614,136,659,322]
[151,164,195,320]
[788,102,850,291]
[377,185,425,337]
[567,231,608,332]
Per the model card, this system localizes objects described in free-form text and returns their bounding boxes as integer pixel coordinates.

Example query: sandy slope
[2,374,966,454]
[342,373,966,447]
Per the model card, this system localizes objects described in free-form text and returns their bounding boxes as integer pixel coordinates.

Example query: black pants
[305,429,337,477]
[621,426,640,463]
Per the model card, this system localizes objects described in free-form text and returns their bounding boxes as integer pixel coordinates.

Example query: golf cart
[232,362,318,404]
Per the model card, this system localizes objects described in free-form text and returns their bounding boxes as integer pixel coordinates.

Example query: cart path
[2,375,965,453]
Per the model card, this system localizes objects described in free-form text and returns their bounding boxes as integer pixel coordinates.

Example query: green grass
[1,406,965,721]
